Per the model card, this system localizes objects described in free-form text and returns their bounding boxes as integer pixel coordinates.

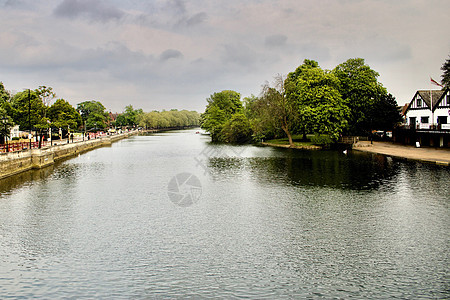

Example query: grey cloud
[265,34,288,47]
[159,49,183,61]
[53,0,124,22]
[219,43,259,71]
[185,12,207,26]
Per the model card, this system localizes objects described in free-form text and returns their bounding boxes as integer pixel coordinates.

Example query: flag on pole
[430,77,443,87]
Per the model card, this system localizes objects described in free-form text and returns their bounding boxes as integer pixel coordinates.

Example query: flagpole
[430,88,433,129]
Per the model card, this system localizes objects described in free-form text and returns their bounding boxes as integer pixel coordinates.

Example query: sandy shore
[353,141,450,166]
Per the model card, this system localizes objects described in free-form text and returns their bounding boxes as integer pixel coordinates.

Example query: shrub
[311,134,333,145]
[12,137,20,141]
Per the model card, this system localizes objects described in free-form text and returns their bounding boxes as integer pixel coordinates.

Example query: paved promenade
[353,141,450,166]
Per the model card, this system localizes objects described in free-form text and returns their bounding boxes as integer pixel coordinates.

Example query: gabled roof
[405,88,448,114]
[416,90,445,109]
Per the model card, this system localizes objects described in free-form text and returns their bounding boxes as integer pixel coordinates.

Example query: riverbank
[353,141,450,166]
[261,142,322,150]
[0,131,139,180]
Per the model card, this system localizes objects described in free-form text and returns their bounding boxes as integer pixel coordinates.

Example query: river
[0,129,448,298]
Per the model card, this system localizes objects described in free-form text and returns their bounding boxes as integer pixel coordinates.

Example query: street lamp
[1,117,9,153]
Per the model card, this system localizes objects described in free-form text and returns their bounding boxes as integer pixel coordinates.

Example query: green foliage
[200,90,245,142]
[310,134,333,145]
[0,82,10,104]
[441,55,450,89]
[286,61,350,140]
[0,106,14,139]
[220,113,252,143]
[48,99,82,130]
[77,100,109,130]
[9,90,45,131]
[371,93,402,131]
[115,105,143,127]
[333,58,388,134]
[138,110,199,129]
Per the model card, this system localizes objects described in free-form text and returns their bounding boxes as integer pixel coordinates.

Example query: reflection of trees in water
[0,158,86,196]
[0,165,55,196]
[255,150,400,190]
[207,149,401,190]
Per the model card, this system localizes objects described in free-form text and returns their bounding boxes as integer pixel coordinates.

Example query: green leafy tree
[48,99,82,130]
[220,113,252,143]
[200,90,243,142]
[333,58,387,134]
[116,105,143,128]
[370,93,402,131]
[9,89,45,131]
[441,55,450,89]
[251,75,296,146]
[0,82,10,104]
[0,106,14,144]
[289,66,350,140]
[77,101,109,131]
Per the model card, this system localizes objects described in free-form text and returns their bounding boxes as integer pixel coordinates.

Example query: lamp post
[2,117,9,153]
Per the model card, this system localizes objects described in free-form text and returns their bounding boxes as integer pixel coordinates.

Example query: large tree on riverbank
[285,59,350,141]
[200,90,250,142]
[77,100,109,131]
[332,58,400,134]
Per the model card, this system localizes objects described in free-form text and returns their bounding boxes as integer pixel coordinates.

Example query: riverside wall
[0,132,137,180]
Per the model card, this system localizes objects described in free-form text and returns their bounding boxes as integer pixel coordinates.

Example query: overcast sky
[0,0,449,112]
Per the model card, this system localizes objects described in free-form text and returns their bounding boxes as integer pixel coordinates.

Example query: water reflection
[206,147,402,190]
[0,131,448,299]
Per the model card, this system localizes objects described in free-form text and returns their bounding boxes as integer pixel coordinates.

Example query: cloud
[265,34,288,48]
[159,49,183,61]
[53,0,124,22]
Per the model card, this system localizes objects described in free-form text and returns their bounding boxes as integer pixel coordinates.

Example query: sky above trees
[0,0,448,112]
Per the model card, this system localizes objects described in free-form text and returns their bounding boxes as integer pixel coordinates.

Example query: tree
[116,105,143,128]
[77,101,109,131]
[441,55,450,89]
[220,113,252,143]
[333,58,387,134]
[252,75,296,146]
[370,93,402,131]
[0,82,10,104]
[48,99,82,130]
[0,106,13,144]
[9,89,45,131]
[288,65,350,140]
[200,90,243,142]
[34,86,56,147]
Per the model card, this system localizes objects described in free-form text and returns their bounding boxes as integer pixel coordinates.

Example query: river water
[0,129,448,298]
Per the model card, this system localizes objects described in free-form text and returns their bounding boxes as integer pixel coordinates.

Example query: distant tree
[77,101,109,131]
[0,82,10,104]
[441,55,450,89]
[48,99,82,130]
[200,90,243,142]
[116,105,143,128]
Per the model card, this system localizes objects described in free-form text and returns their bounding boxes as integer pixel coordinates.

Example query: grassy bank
[263,134,322,150]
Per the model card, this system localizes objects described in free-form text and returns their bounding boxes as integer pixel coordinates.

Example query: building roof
[416,90,445,109]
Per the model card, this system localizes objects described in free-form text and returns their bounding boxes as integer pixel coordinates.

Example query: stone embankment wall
[0,132,136,180]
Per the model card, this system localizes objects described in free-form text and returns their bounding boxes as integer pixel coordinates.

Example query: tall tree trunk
[281,123,294,147]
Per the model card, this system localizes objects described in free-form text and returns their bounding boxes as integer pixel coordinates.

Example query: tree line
[201,58,403,145]
[0,83,200,145]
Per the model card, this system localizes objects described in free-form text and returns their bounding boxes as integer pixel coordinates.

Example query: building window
[417,98,422,107]
[421,116,429,124]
